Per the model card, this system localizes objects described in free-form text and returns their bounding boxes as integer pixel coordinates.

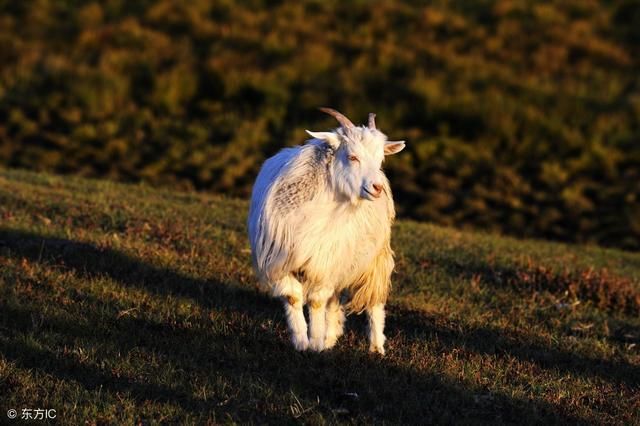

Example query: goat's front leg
[367,303,386,355]
[324,293,345,349]
[277,275,308,351]
[307,288,332,352]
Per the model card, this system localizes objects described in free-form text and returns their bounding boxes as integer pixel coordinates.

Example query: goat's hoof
[324,334,338,349]
[369,344,385,356]
[292,334,309,351]
[309,337,325,352]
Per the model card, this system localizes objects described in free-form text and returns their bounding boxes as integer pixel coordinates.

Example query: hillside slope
[0,168,639,424]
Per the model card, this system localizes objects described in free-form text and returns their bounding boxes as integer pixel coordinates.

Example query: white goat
[248,108,405,354]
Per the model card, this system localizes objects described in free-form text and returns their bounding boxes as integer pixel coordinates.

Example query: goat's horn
[319,107,355,129]
[368,113,376,129]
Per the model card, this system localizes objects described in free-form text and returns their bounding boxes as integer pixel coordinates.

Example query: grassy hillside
[0,167,639,424]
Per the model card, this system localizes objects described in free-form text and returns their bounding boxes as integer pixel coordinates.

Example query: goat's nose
[372,183,383,196]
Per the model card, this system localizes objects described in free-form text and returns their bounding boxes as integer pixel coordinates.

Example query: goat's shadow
[1,227,633,423]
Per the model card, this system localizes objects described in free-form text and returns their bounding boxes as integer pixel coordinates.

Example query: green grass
[1,167,639,425]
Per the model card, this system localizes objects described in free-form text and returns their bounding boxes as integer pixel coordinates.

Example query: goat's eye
[348,155,359,162]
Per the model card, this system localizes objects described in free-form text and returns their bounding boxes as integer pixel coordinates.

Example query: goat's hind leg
[276,275,308,351]
[367,303,386,355]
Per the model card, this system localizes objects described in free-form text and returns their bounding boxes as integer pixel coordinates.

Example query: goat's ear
[384,140,405,155]
[306,130,340,149]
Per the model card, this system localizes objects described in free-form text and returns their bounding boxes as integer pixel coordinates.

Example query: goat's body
[249,141,395,312]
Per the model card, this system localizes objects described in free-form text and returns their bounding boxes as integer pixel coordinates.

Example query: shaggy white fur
[248,108,405,353]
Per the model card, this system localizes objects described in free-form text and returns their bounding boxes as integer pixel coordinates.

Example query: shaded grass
[1,167,639,424]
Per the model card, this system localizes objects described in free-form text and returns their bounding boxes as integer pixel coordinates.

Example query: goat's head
[306,107,405,203]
